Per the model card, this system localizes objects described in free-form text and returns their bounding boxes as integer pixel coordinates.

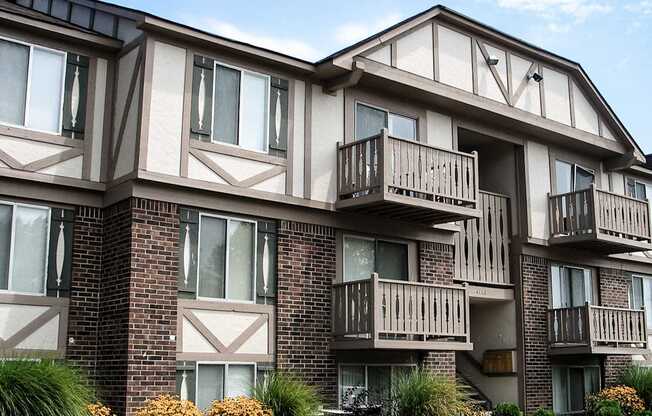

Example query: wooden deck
[549,186,652,254]
[331,274,472,351]
[336,130,481,225]
[548,303,648,355]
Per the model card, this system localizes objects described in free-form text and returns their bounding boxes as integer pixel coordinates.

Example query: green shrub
[533,408,554,416]
[620,366,652,408]
[253,372,321,416]
[634,411,652,416]
[393,368,467,416]
[0,358,94,416]
[593,400,624,416]
[493,402,522,416]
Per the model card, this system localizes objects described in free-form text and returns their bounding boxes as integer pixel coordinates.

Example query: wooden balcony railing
[549,185,652,253]
[331,273,472,350]
[455,190,511,286]
[336,129,480,224]
[548,303,648,355]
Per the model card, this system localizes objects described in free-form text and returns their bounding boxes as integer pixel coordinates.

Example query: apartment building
[0,1,651,415]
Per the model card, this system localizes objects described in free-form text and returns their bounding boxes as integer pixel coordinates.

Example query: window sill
[190,139,287,166]
[0,124,82,148]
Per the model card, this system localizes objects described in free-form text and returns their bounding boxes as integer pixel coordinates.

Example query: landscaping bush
[493,402,522,416]
[253,372,321,416]
[87,403,115,416]
[393,368,467,416]
[205,397,272,416]
[532,408,554,416]
[589,400,623,416]
[134,394,202,416]
[0,358,94,416]
[635,411,652,416]
[587,386,645,416]
[620,366,652,408]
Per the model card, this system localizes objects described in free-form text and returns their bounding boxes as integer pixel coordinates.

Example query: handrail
[549,185,650,204]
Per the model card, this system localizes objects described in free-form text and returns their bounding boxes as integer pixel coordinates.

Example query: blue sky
[112,0,652,152]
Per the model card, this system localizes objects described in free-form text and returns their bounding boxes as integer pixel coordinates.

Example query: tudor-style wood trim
[182,309,228,353]
[539,64,546,118]
[568,76,576,128]
[471,36,479,95]
[0,125,83,148]
[225,314,267,353]
[476,40,510,103]
[0,149,22,170]
[22,148,84,172]
[189,140,287,166]
[180,48,194,178]
[0,306,62,349]
[511,61,537,106]
[432,22,439,81]
[82,57,98,181]
[285,79,296,196]
[239,166,286,188]
[304,81,312,199]
[100,58,116,182]
[505,50,513,104]
[137,36,156,172]
[176,352,274,363]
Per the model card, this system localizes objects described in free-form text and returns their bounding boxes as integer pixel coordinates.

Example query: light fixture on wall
[486,55,499,66]
[527,69,544,82]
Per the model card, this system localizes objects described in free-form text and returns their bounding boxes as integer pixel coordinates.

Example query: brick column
[521,255,552,414]
[276,221,337,406]
[599,267,632,386]
[98,198,178,416]
[66,206,103,379]
[419,242,455,377]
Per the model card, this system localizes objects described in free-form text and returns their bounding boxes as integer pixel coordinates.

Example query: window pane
[214,65,240,145]
[0,40,29,126]
[627,178,637,198]
[645,279,652,326]
[27,48,65,133]
[344,237,375,282]
[574,166,594,191]
[389,113,416,140]
[570,268,586,307]
[11,206,48,294]
[551,265,563,308]
[199,217,227,298]
[356,103,387,140]
[340,366,365,406]
[377,241,408,280]
[584,367,600,397]
[555,161,572,195]
[240,72,268,152]
[197,364,224,410]
[368,366,391,404]
[631,277,644,310]
[569,368,585,412]
[227,365,254,398]
[552,367,569,414]
[0,204,11,290]
[228,220,255,301]
[636,182,647,200]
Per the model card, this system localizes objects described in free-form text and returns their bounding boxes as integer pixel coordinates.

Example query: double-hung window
[339,364,414,407]
[0,202,50,295]
[626,178,648,201]
[176,362,256,410]
[343,236,409,282]
[0,38,66,134]
[355,103,417,141]
[552,366,600,415]
[551,264,594,308]
[197,214,256,302]
[630,274,652,327]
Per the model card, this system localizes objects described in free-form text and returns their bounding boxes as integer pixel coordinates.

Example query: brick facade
[419,242,456,377]
[276,220,338,406]
[521,254,553,414]
[97,198,179,416]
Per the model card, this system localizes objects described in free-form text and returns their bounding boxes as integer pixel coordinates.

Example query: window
[630,275,652,327]
[553,366,600,415]
[0,202,50,295]
[343,236,408,282]
[176,363,256,410]
[551,265,593,308]
[554,160,595,194]
[339,364,414,407]
[212,63,269,152]
[355,103,417,141]
[0,38,66,134]
[198,215,256,302]
[626,178,648,201]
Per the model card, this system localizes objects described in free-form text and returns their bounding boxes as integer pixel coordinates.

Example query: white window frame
[0,35,67,135]
[194,361,257,404]
[0,200,50,296]
[552,365,601,415]
[625,177,648,200]
[554,159,595,194]
[550,264,594,308]
[337,363,416,408]
[196,213,257,303]
[630,274,652,333]
[210,60,270,154]
[342,234,410,282]
[354,101,418,141]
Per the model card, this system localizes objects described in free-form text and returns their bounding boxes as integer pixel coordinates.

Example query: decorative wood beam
[476,41,510,104]
[323,61,365,94]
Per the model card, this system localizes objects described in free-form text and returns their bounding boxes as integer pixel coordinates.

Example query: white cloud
[180,17,323,61]
[334,13,403,45]
[495,0,613,21]
[546,22,572,32]
[625,1,652,15]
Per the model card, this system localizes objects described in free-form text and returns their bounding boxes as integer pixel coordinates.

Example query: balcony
[336,130,481,225]
[549,186,652,254]
[548,304,648,355]
[455,191,511,286]
[331,274,472,351]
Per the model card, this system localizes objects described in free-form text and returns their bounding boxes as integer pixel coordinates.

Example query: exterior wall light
[487,56,499,66]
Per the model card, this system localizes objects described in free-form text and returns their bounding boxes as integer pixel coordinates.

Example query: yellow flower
[134,394,203,416]
[87,402,115,416]
[205,397,272,416]
[591,385,645,416]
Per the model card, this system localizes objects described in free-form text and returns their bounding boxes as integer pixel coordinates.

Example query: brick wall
[97,198,178,416]
[419,242,456,377]
[67,206,103,379]
[521,254,552,414]
[599,267,632,386]
[276,221,338,406]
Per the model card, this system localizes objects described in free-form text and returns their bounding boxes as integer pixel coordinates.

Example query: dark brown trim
[82,57,97,181]
[22,148,84,172]
[0,125,83,148]
[180,46,193,178]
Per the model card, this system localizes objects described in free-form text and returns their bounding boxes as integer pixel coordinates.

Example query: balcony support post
[380,128,390,195]
[370,273,379,344]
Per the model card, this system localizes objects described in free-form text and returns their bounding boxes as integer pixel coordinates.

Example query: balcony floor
[332,337,473,351]
[549,343,649,355]
[549,232,652,254]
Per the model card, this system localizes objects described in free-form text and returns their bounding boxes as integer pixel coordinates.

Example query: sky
[112,0,652,152]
